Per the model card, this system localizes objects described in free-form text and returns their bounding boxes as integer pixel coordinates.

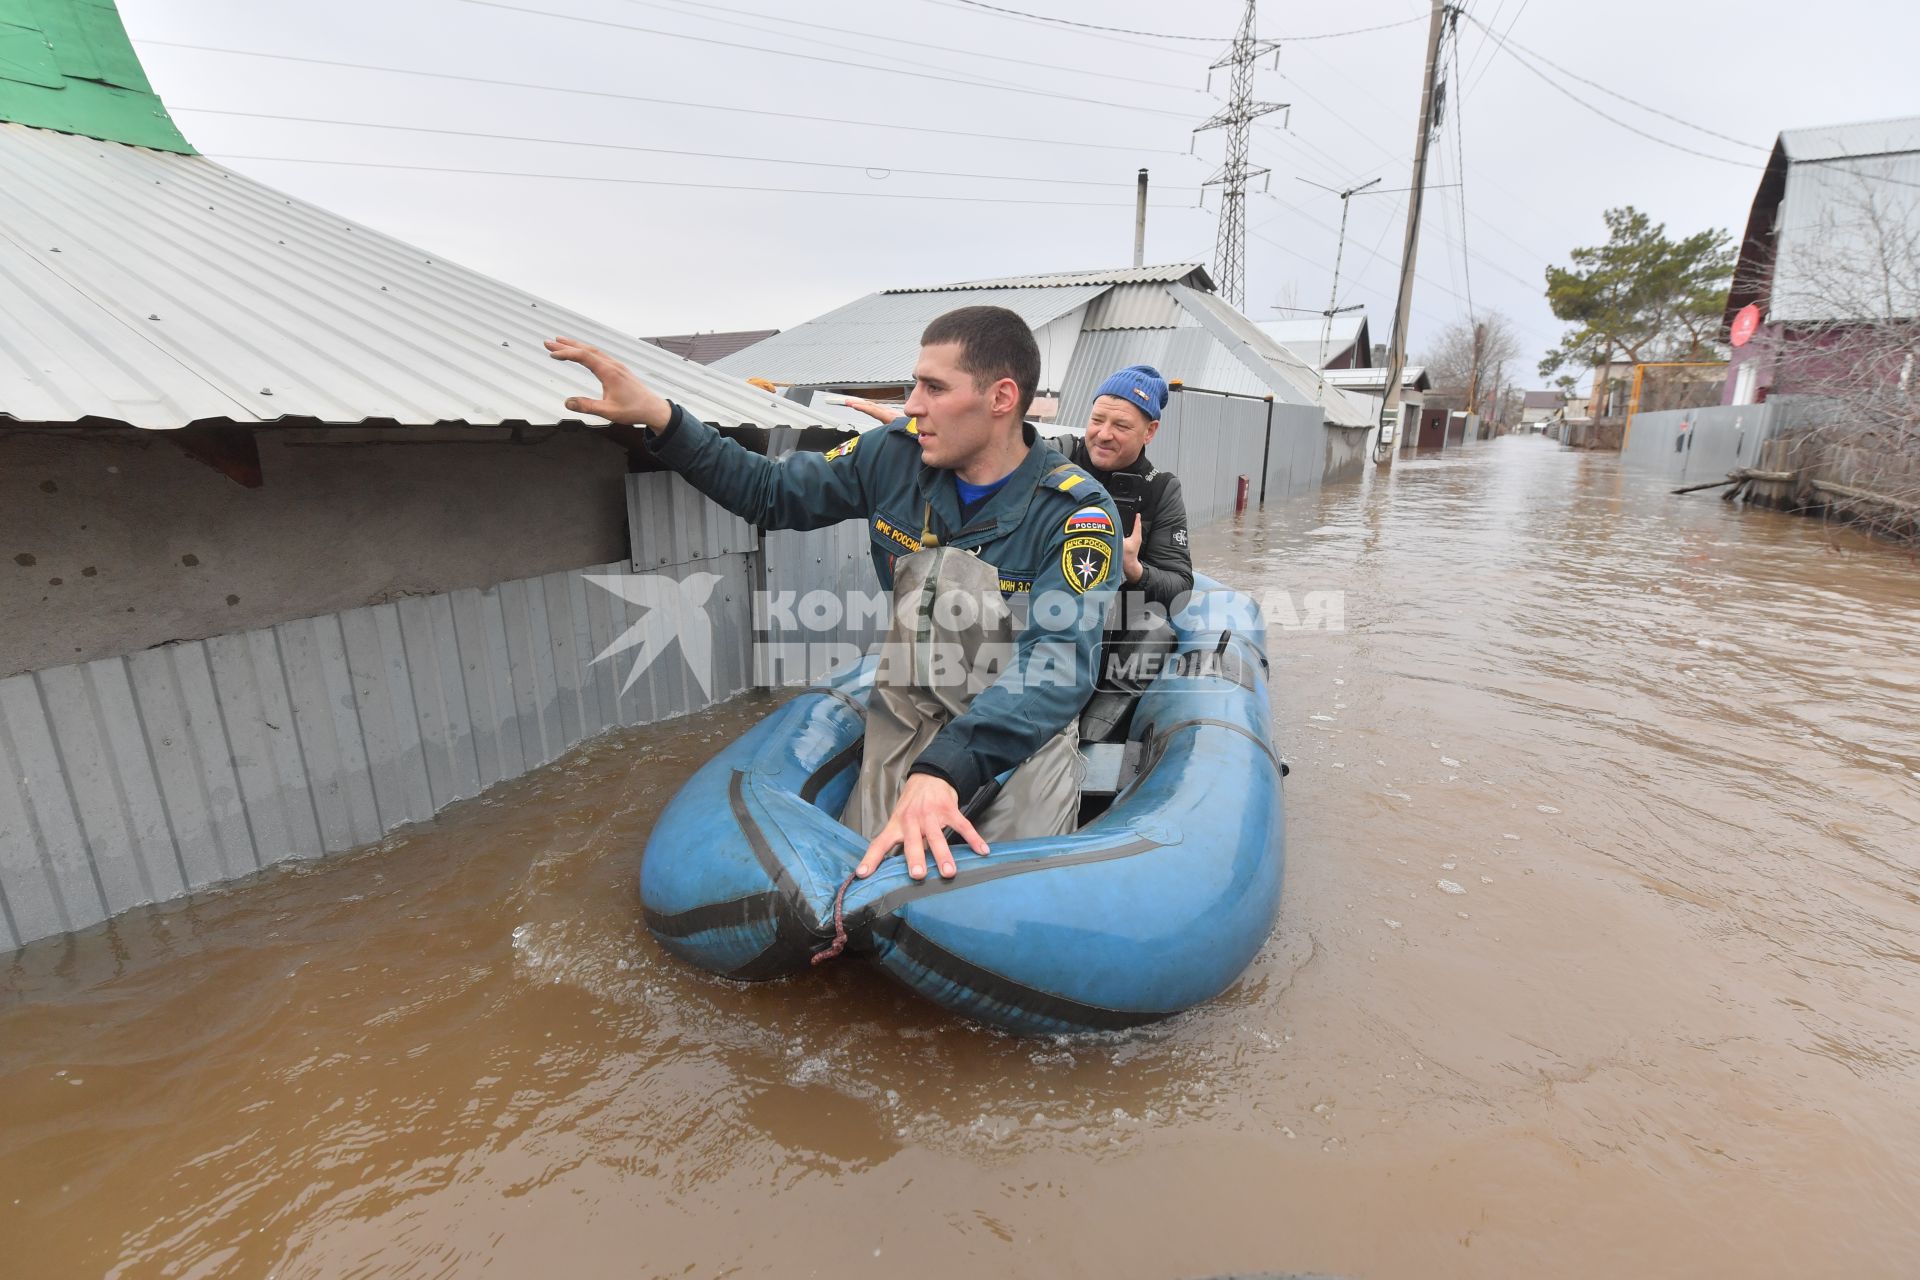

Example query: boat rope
[811,776,1007,965]
[812,873,860,965]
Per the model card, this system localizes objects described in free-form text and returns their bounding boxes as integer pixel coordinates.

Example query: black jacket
[1068,439,1193,609]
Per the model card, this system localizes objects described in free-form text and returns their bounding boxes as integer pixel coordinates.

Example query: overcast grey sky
[121,0,1920,390]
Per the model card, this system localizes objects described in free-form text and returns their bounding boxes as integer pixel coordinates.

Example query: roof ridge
[881,262,1212,295]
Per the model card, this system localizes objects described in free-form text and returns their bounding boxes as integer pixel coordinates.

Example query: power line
[1465,202,1555,266]
[939,0,1223,41]
[1426,221,1538,293]
[1254,184,1547,336]
[1254,190,1473,311]
[915,0,1208,58]
[1248,224,1448,332]
[138,40,1184,155]
[447,0,1198,120]
[1458,10,1767,153]
[1461,14,1762,166]
[942,0,1427,43]
[616,0,1206,93]
[1357,190,1409,298]
[1256,109,1582,251]
[1277,14,1432,41]
[1464,0,1531,97]
[209,153,1207,207]
[1446,13,1476,321]
[1457,0,1507,86]
[173,108,1199,190]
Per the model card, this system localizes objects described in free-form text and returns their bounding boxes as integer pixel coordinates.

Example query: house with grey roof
[712,264,1374,430]
[1519,390,1569,429]
[1255,315,1374,371]
[1722,115,1920,406]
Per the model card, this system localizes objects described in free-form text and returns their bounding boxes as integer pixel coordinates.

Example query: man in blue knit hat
[1068,365,1193,737]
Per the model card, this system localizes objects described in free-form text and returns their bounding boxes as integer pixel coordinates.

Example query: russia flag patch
[1064,504,1116,536]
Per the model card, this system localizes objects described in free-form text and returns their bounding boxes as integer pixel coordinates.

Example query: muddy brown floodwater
[4,439,1920,1279]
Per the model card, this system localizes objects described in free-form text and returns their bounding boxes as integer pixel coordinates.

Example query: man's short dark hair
[921,306,1041,420]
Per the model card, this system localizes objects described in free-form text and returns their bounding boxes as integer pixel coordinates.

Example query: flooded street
[4,437,1918,1278]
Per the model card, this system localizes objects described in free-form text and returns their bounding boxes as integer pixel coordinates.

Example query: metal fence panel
[0,549,755,952]
[0,672,104,936]
[1623,402,1815,483]
[277,613,384,854]
[627,470,756,570]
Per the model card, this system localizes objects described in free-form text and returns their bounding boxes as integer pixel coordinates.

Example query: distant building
[712,264,1373,429]
[1722,115,1920,406]
[1520,390,1568,428]
[1585,360,1637,423]
[1255,315,1374,370]
[1317,363,1439,451]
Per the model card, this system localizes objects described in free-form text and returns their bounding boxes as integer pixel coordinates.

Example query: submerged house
[0,1,864,950]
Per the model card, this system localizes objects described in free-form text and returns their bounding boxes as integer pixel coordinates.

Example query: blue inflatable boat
[638,578,1285,1036]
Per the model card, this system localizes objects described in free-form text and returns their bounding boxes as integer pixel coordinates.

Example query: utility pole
[1462,319,1487,423]
[1195,0,1286,310]
[1133,168,1149,267]
[1374,0,1453,465]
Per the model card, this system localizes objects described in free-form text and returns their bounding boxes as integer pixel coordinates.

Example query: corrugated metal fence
[757,430,885,684]
[0,470,755,951]
[1620,397,1833,484]
[1144,391,1328,521]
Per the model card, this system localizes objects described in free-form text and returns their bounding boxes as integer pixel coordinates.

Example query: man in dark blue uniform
[547,307,1120,884]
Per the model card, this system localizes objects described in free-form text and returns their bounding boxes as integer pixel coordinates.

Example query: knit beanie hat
[1093,364,1169,421]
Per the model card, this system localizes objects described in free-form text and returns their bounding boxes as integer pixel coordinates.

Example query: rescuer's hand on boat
[546,337,673,430]
[856,773,990,882]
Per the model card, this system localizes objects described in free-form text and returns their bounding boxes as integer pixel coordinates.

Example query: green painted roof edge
[0,0,192,153]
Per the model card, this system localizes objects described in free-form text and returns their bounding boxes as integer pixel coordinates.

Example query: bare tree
[1418,311,1521,414]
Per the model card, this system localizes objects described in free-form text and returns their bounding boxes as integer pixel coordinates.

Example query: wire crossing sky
[121,0,1920,387]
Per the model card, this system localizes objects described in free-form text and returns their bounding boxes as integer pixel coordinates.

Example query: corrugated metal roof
[885,262,1213,294]
[1083,282,1184,330]
[0,123,852,432]
[1057,326,1296,425]
[1521,389,1564,408]
[1770,139,1920,324]
[1255,315,1367,367]
[709,284,1104,386]
[1778,116,1920,163]
[1168,286,1373,426]
[642,329,779,365]
[1323,366,1430,392]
